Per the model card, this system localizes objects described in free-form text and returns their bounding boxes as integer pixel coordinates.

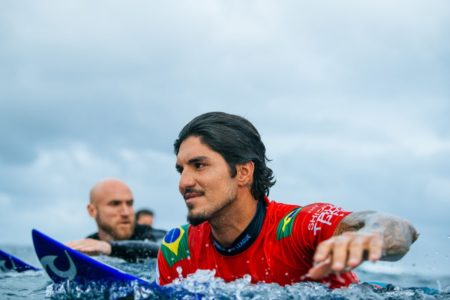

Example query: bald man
[67,178,166,262]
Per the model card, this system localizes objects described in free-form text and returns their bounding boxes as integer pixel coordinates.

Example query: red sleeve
[157,249,172,285]
[294,203,352,250]
[157,248,184,285]
[156,224,192,285]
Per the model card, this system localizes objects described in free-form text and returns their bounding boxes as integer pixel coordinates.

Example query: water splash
[2,247,450,299]
[49,259,450,299]
[162,269,449,300]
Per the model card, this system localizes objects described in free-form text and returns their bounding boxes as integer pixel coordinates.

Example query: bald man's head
[89,178,132,204]
[87,178,136,241]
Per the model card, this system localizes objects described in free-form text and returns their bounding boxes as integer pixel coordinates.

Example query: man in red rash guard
[157,112,418,288]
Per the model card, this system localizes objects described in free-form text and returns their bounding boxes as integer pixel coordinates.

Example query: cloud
[0,0,449,272]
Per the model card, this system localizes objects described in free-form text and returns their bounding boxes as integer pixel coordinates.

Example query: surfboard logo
[276,207,302,240]
[161,225,189,267]
[40,250,77,280]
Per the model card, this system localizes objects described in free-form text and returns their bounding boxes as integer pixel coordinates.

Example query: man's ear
[236,161,255,187]
[87,203,97,218]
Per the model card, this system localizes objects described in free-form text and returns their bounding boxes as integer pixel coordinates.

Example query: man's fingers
[306,257,332,280]
[347,235,367,268]
[314,239,334,262]
[368,233,383,261]
[65,239,110,256]
[312,232,385,280]
[66,241,85,250]
[331,233,352,272]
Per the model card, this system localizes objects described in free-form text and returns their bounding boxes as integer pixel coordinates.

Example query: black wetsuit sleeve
[109,240,160,262]
[150,228,167,241]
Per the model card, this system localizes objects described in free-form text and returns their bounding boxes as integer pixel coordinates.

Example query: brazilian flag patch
[276,207,302,240]
[161,224,190,267]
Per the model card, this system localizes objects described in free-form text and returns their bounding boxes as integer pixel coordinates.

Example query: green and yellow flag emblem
[276,207,302,240]
[161,224,190,267]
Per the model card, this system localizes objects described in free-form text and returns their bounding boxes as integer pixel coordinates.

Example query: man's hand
[306,210,418,280]
[306,231,383,280]
[66,238,112,256]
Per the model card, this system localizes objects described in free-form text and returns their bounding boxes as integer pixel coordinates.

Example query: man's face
[91,184,135,240]
[176,136,238,225]
[137,214,153,226]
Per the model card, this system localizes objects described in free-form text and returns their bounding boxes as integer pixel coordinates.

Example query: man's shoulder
[159,224,192,267]
[267,199,303,218]
[267,200,351,241]
[160,223,209,251]
[267,199,342,216]
[161,223,206,240]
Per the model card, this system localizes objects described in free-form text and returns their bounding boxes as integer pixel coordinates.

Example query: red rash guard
[157,198,358,288]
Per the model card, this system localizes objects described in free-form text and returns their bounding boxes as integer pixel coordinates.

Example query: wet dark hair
[136,209,154,219]
[174,112,275,201]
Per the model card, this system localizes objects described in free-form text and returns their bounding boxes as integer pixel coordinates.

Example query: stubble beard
[97,216,134,240]
[187,213,206,226]
[187,186,237,226]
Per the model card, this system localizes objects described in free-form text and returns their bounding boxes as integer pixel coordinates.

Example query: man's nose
[179,169,195,192]
[119,203,133,215]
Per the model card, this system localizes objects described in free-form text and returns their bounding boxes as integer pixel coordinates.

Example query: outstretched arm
[67,239,112,256]
[109,240,159,262]
[67,239,160,262]
[307,211,419,279]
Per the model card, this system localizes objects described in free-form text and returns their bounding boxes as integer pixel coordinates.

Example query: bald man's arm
[109,240,160,262]
[66,239,112,256]
[66,239,160,262]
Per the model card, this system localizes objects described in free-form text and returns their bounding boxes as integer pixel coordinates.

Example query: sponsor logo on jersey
[161,224,190,267]
[276,207,302,240]
[307,204,346,236]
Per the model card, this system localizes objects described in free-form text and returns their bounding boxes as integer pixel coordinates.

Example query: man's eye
[195,163,205,169]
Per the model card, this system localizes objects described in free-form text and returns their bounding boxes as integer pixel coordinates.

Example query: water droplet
[176,266,183,276]
[242,274,252,283]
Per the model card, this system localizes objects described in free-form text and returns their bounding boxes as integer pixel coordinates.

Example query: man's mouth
[183,189,204,201]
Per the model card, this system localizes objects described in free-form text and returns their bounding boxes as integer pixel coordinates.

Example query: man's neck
[97,230,114,242]
[209,191,258,247]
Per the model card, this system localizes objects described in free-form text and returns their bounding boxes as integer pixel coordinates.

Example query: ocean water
[1,245,450,299]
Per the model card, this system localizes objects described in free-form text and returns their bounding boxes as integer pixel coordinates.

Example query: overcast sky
[1,0,449,275]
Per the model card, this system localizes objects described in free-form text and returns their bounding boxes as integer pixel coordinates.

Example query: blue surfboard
[32,229,201,298]
[0,249,39,272]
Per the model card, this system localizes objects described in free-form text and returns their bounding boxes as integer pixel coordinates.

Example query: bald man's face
[89,182,135,240]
